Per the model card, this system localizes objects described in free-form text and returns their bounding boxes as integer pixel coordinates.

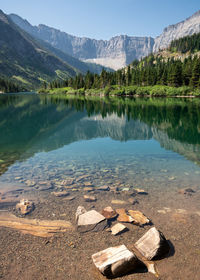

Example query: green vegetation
[39,84,200,97]
[169,32,200,53]
[0,76,23,93]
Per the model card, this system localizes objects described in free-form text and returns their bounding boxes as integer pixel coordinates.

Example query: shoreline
[38,85,200,98]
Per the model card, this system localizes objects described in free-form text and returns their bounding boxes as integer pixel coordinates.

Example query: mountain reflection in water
[0,94,200,176]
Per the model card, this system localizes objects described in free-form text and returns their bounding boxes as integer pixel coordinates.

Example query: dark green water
[0,94,200,192]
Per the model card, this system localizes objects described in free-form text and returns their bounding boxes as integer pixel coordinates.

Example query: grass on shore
[38,85,200,97]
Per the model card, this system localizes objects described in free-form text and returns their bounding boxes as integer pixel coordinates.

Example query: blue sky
[1,0,200,39]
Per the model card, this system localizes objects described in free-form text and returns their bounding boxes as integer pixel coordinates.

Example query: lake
[0,94,200,191]
[0,94,200,280]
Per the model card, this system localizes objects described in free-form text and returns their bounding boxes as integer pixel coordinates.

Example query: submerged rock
[77,210,107,233]
[92,245,138,277]
[178,188,195,196]
[97,185,110,191]
[84,195,97,202]
[128,210,150,226]
[111,199,127,205]
[83,187,94,192]
[135,227,170,260]
[111,223,128,236]
[51,191,69,197]
[16,199,35,215]
[116,209,134,223]
[134,188,148,195]
[101,206,118,219]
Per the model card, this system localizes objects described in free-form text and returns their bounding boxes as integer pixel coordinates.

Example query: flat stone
[75,206,87,222]
[116,209,133,223]
[77,210,107,233]
[111,200,127,205]
[111,223,128,235]
[101,206,118,219]
[135,227,170,260]
[128,210,150,226]
[16,199,35,215]
[97,185,110,191]
[84,195,97,202]
[92,245,138,277]
[64,196,76,201]
[51,191,69,197]
[84,182,93,187]
[134,188,148,195]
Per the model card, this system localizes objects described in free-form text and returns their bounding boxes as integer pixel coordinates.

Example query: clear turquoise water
[0,94,200,191]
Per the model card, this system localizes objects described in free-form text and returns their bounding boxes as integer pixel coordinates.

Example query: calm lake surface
[0,94,200,194]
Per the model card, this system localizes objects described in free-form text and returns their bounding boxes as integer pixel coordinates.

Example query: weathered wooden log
[0,212,73,237]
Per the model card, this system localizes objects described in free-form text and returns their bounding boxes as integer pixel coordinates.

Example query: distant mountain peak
[153,10,200,52]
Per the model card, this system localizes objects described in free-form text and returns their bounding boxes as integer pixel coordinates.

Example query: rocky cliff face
[153,10,200,52]
[9,10,200,70]
[9,14,154,70]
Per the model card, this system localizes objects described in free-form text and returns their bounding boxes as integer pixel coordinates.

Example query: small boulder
[111,223,128,236]
[16,199,35,215]
[135,227,170,260]
[92,245,139,277]
[101,206,118,219]
[77,210,107,233]
[128,210,150,226]
[116,209,133,223]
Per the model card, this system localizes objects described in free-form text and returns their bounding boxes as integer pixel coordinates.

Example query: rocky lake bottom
[0,94,200,279]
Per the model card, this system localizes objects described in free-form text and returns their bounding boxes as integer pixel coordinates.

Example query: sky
[0,0,200,40]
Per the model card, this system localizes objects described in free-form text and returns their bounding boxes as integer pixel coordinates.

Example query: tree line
[48,54,200,90]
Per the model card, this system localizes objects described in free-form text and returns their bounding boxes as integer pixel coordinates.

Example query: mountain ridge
[153,10,200,52]
[10,10,200,70]
[0,9,80,89]
[9,13,155,70]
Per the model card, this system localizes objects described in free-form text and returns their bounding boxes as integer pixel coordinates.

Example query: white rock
[135,227,170,260]
[92,245,138,277]
[77,210,107,232]
[111,223,128,236]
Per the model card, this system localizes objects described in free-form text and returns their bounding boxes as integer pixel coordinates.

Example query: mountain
[0,9,80,89]
[153,10,200,52]
[9,14,154,70]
